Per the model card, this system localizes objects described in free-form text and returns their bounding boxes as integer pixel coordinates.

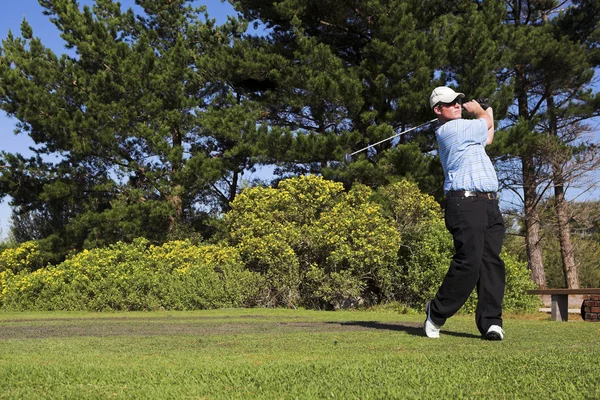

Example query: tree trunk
[515,63,546,288]
[228,170,239,205]
[523,155,546,288]
[169,127,183,232]
[168,187,183,233]
[554,185,579,288]
[547,95,579,288]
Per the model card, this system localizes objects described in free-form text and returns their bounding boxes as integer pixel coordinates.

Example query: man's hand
[462,100,486,116]
[475,98,491,110]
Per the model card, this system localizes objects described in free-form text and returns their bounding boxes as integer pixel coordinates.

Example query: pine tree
[0,0,268,254]
[491,0,600,288]
[232,0,452,194]
[540,1,600,288]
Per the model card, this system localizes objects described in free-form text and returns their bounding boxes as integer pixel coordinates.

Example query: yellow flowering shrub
[377,180,442,235]
[226,175,345,246]
[0,241,44,273]
[0,270,15,297]
[308,184,402,305]
[224,175,402,308]
[0,175,538,313]
[0,238,262,311]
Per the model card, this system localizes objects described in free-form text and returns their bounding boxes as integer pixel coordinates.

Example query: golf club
[343,118,437,163]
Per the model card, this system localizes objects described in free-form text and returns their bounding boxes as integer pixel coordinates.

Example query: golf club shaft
[348,118,437,157]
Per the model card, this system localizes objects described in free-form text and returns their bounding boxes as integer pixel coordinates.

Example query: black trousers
[430,195,506,335]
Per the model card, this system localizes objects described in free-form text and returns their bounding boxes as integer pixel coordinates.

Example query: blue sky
[0,0,237,238]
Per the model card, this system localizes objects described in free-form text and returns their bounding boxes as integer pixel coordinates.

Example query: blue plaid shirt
[436,118,498,194]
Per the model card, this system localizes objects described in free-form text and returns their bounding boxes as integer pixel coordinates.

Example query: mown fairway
[0,309,598,399]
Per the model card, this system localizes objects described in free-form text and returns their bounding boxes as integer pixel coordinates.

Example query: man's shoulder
[438,118,486,132]
[437,118,466,133]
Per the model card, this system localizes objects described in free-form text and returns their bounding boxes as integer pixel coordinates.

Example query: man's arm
[482,106,494,145]
[463,100,494,145]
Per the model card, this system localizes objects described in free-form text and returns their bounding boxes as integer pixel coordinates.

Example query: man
[424,86,506,340]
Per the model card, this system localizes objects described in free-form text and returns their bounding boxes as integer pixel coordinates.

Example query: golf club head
[343,153,352,164]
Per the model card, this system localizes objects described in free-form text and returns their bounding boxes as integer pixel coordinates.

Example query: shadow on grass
[337,321,481,339]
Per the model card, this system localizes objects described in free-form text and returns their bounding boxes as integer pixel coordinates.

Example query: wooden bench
[526,289,600,321]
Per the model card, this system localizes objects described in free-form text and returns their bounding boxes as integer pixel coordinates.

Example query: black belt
[447,190,497,200]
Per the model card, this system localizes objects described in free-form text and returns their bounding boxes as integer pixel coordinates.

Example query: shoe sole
[483,331,503,341]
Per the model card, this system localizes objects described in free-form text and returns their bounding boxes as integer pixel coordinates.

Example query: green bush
[500,250,541,312]
[304,264,365,309]
[235,235,301,307]
[377,181,452,308]
[393,217,454,308]
[0,238,262,311]
[0,176,541,314]
[224,175,402,308]
[457,250,540,314]
[377,180,539,313]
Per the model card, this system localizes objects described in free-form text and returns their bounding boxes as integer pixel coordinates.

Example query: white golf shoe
[483,325,504,341]
[424,301,441,338]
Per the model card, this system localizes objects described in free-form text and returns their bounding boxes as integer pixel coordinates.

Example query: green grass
[0,309,598,399]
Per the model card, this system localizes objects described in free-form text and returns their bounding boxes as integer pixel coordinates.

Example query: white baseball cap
[430,86,465,109]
